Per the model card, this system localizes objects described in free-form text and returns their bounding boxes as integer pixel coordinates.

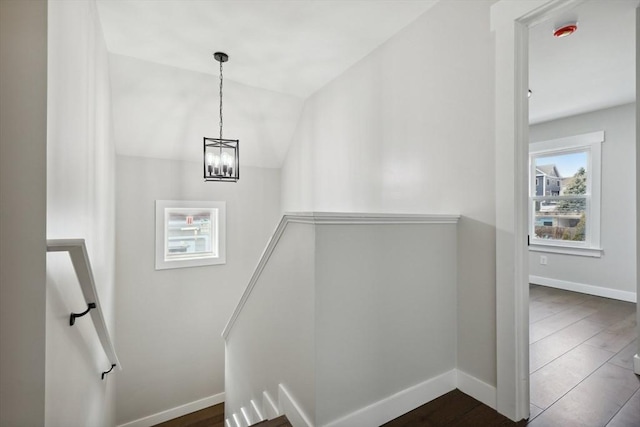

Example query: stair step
[250,415,291,427]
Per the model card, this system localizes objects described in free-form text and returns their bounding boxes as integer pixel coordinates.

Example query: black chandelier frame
[204,51,239,183]
[203,137,239,182]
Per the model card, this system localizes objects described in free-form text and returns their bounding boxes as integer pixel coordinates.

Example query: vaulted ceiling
[96,0,637,166]
[97,0,439,167]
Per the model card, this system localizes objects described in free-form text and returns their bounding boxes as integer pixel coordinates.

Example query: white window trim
[529,131,604,257]
[155,200,226,270]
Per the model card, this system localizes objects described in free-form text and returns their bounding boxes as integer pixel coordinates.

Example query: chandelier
[204,52,239,182]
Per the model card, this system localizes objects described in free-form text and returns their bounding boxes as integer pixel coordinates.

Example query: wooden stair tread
[251,415,291,427]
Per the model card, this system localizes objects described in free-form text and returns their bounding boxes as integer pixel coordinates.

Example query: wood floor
[150,404,292,427]
[384,285,639,427]
[383,389,526,427]
[155,285,638,427]
[527,284,639,426]
[152,403,225,427]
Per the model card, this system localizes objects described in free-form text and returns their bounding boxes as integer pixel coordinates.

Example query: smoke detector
[553,23,578,38]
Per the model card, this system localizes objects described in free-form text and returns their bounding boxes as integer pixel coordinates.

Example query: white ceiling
[96,0,439,167]
[96,0,439,99]
[529,0,638,124]
[96,0,638,167]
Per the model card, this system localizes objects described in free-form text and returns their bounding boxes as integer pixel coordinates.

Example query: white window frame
[529,131,604,258]
[155,200,226,270]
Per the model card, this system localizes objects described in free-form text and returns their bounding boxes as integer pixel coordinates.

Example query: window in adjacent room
[529,131,604,257]
[155,200,226,269]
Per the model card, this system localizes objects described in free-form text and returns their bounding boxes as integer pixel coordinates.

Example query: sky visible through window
[536,151,587,178]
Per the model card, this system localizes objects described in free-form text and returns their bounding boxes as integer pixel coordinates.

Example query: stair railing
[47,239,121,379]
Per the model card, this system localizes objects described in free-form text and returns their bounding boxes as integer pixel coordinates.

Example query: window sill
[529,243,603,258]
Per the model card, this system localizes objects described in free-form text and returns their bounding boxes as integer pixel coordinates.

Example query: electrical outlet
[540,255,547,265]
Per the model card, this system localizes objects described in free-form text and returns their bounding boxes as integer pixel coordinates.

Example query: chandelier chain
[219,58,223,140]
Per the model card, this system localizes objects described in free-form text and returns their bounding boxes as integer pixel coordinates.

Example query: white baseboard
[231,412,245,427]
[241,406,254,426]
[263,390,280,420]
[529,275,636,303]
[323,370,457,427]
[278,384,314,427]
[456,370,496,409]
[251,399,265,423]
[117,392,225,427]
[225,370,495,427]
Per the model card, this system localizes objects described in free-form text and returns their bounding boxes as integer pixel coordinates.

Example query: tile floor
[528,285,639,426]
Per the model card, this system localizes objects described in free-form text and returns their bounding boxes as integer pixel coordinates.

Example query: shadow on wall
[456,216,498,388]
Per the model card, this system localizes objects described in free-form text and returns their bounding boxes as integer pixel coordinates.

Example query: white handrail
[47,238,121,374]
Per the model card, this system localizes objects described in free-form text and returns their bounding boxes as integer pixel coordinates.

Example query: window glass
[165,208,218,260]
[532,151,588,243]
[533,197,586,242]
[155,200,226,270]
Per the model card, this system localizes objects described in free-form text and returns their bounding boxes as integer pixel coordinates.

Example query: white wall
[529,103,637,298]
[107,53,304,169]
[115,156,281,425]
[225,221,316,426]
[315,223,458,426]
[281,0,497,387]
[224,218,458,427]
[0,1,48,426]
[46,0,118,425]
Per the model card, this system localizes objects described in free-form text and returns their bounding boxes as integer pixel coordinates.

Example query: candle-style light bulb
[206,153,214,175]
[221,152,232,176]
[212,153,221,175]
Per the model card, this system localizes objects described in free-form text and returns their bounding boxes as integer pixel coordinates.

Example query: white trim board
[491,0,588,420]
[456,370,497,410]
[117,392,225,427]
[323,370,457,427]
[285,212,462,225]
[168,371,494,427]
[263,390,280,420]
[278,384,314,427]
[530,275,636,303]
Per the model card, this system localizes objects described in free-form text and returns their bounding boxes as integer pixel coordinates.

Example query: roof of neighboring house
[535,164,561,178]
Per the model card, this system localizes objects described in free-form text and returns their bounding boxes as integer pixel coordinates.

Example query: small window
[529,131,603,255]
[155,200,226,270]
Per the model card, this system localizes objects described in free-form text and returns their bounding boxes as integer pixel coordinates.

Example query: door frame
[490,0,587,421]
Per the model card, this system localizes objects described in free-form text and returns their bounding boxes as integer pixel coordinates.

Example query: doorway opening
[526,1,638,424]
[492,0,639,422]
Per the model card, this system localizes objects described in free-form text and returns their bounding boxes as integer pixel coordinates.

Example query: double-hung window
[529,131,604,257]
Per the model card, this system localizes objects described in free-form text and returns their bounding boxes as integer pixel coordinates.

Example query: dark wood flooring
[155,285,638,427]
[150,404,291,427]
[383,389,526,427]
[528,284,639,426]
[152,403,225,427]
[252,415,293,426]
